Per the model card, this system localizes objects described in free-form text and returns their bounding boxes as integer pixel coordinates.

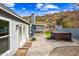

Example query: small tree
[62,19,73,28]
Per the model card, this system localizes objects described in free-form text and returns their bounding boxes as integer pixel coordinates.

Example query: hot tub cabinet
[51,31,72,41]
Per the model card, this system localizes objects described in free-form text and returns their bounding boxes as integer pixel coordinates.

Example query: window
[0,19,9,55]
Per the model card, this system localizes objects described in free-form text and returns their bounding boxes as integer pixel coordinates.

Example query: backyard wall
[55,25,79,39]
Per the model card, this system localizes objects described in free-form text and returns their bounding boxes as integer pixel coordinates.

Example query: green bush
[44,32,52,39]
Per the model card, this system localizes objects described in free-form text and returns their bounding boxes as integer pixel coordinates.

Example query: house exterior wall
[0,13,29,56]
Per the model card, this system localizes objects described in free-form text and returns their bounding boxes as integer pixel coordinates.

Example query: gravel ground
[26,33,79,56]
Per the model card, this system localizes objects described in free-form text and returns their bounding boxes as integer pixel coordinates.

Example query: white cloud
[36,3,43,9]
[69,9,74,11]
[36,3,60,16]
[3,3,31,16]
[63,9,68,12]
[3,3,15,8]
[46,10,60,14]
[3,3,16,10]
[45,4,59,9]
[74,4,79,8]
[10,7,16,10]
[36,12,46,16]
[36,3,59,11]
[22,8,26,10]
[60,8,74,12]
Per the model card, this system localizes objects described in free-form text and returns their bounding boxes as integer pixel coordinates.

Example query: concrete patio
[26,33,79,56]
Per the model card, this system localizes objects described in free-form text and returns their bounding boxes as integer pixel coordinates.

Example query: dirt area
[26,33,79,56]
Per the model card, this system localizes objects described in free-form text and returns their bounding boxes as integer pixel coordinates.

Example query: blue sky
[3,3,79,16]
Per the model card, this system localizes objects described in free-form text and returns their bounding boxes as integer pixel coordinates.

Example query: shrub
[44,31,52,39]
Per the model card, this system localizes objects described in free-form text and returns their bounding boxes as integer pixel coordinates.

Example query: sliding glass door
[0,19,10,55]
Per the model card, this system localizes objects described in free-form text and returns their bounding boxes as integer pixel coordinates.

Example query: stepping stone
[14,41,32,56]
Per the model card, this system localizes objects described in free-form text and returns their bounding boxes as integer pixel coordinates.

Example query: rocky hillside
[22,11,79,28]
[22,16,31,23]
[55,11,79,28]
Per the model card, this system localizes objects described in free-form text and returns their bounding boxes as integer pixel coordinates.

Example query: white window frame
[0,16,11,55]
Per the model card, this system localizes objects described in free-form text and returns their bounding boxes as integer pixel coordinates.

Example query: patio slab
[26,33,79,56]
